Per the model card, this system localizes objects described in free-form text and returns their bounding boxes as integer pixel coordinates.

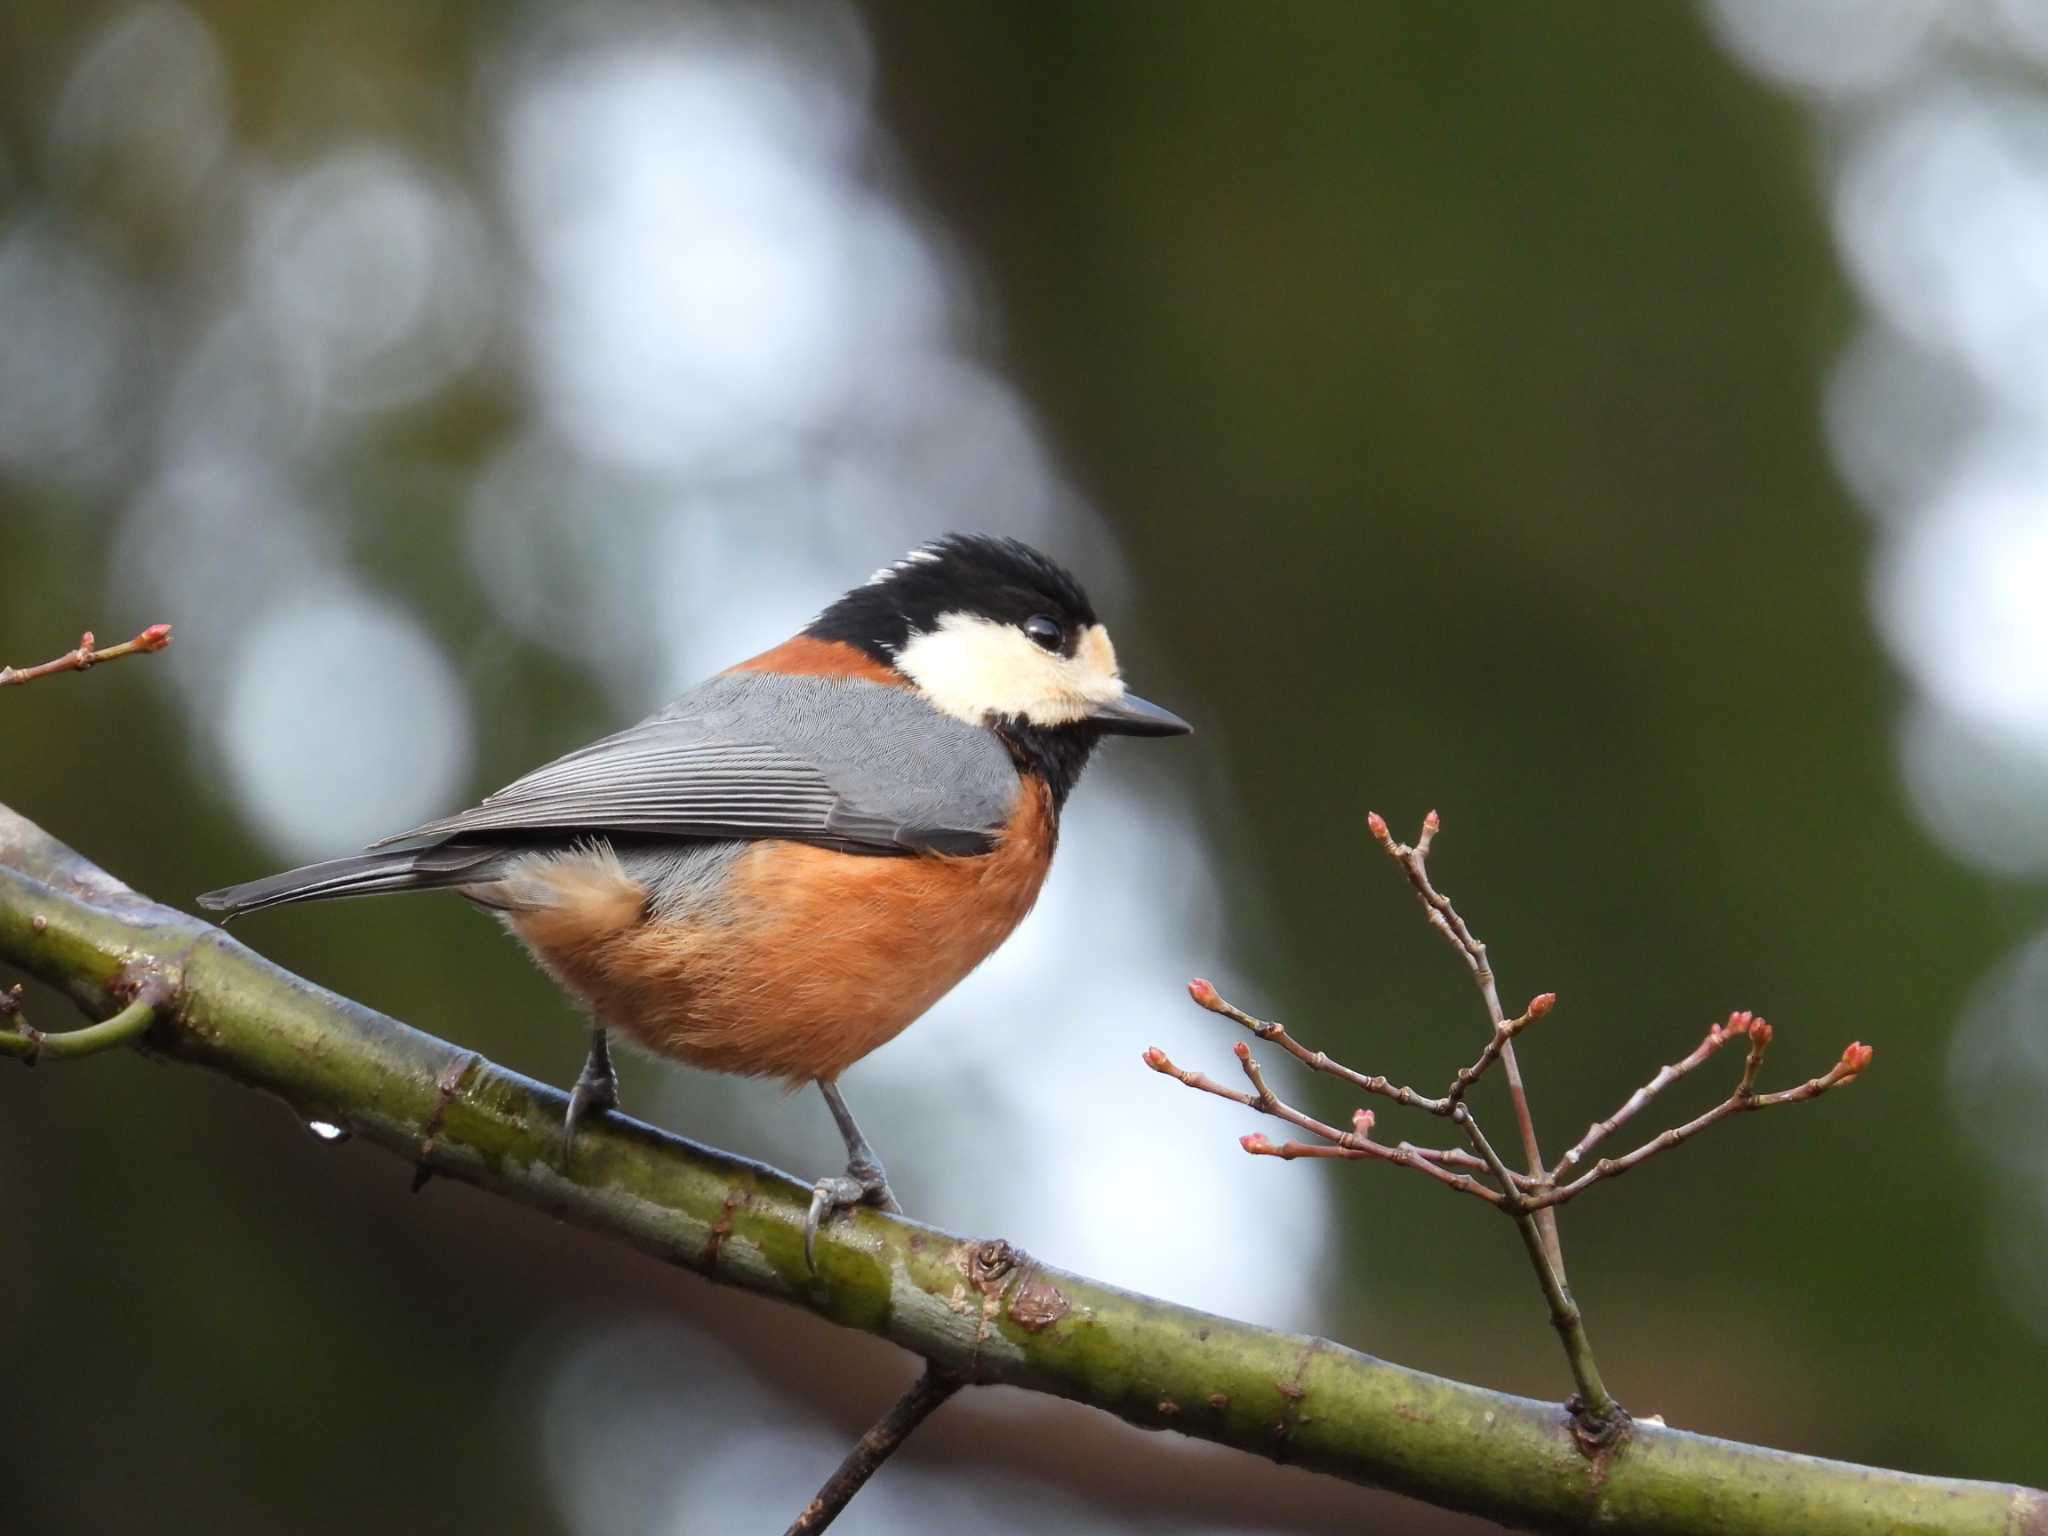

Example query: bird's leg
[804,1079,901,1270]
[562,1024,620,1160]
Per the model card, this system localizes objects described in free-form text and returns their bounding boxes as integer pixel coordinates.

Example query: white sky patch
[251,146,494,413]
[1897,699,2048,876]
[0,217,135,486]
[1872,431,2048,753]
[220,581,473,859]
[499,18,898,476]
[1832,84,2048,417]
[1699,0,1943,101]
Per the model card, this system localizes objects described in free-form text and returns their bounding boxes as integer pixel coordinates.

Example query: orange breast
[499,777,1055,1084]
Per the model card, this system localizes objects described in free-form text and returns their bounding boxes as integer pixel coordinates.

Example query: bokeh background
[4,2,2045,1531]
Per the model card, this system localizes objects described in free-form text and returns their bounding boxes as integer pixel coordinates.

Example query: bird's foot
[804,1156,897,1271]
[562,1028,620,1162]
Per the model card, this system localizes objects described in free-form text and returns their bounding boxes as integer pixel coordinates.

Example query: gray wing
[373,672,1020,856]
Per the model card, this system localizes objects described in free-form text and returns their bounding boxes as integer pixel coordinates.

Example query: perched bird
[200,535,1190,1260]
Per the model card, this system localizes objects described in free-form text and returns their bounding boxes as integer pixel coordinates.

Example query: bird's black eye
[1023,614,1064,652]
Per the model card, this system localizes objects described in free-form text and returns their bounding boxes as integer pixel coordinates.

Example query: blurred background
[3,2,2044,1530]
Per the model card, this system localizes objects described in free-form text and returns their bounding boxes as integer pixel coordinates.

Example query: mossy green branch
[1,801,2041,1536]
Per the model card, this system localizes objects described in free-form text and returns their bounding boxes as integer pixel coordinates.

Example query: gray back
[378,671,1021,856]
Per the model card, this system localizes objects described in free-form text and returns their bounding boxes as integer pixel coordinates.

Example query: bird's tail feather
[196,843,517,922]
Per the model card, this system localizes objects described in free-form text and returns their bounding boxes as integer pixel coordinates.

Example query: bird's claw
[803,1161,894,1271]
[561,1034,620,1163]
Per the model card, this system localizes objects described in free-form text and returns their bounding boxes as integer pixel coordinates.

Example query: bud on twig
[1,622,174,688]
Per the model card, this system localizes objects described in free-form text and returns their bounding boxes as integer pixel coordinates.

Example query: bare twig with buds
[1,624,172,688]
[1147,810,1875,1448]
[1368,808,1568,1277]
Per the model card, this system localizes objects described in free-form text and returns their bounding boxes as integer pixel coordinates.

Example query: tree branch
[786,1366,963,1535]
[2,800,2041,1536]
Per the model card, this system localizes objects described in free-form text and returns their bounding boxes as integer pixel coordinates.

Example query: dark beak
[1089,691,1193,737]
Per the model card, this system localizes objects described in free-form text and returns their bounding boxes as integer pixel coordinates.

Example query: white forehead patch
[865,547,942,587]
[894,613,1125,728]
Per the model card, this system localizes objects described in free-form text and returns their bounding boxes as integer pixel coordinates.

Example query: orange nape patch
[725,634,905,687]
[496,781,1055,1085]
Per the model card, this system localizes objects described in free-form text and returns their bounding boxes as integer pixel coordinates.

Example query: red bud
[1241,1133,1274,1154]
[1142,1047,1171,1072]
[1187,977,1222,1011]
[1422,809,1441,834]
[135,623,172,651]
[1351,1108,1375,1137]
[1232,1040,1251,1061]
[1841,1042,1874,1073]
[1366,811,1389,840]
[1749,1018,1772,1046]
[1528,992,1556,1018]
[78,631,95,653]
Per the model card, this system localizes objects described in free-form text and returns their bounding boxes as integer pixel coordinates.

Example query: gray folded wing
[373,671,1020,856]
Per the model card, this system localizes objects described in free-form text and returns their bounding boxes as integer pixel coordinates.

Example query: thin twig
[1369,810,1566,1275]
[1183,977,1535,1184]
[1551,1011,1758,1177]
[1145,1045,1503,1204]
[1507,1207,1622,1441]
[1451,1103,1520,1194]
[785,1366,962,1535]
[1445,992,1555,1109]
[1188,976,1450,1112]
[0,624,172,688]
[1448,1101,1621,1431]
[1527,1036,1872,1213]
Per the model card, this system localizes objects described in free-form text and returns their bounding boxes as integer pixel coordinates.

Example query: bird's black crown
[807,534,1099,663]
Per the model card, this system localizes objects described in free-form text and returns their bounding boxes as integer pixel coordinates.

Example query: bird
[199,534,1191,1262]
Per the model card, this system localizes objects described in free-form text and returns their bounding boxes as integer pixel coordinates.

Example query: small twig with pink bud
[1529,1019,1871,1211]
[1,624,172,689]
[1368,808,1568,1278]
[1145,810,1875,1450]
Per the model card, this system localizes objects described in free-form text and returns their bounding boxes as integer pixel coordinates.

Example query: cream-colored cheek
[1077,625,1117,679]
[897,613,1130,726]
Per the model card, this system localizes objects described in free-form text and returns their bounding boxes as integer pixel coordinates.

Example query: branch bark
[2,800,2042,1536]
